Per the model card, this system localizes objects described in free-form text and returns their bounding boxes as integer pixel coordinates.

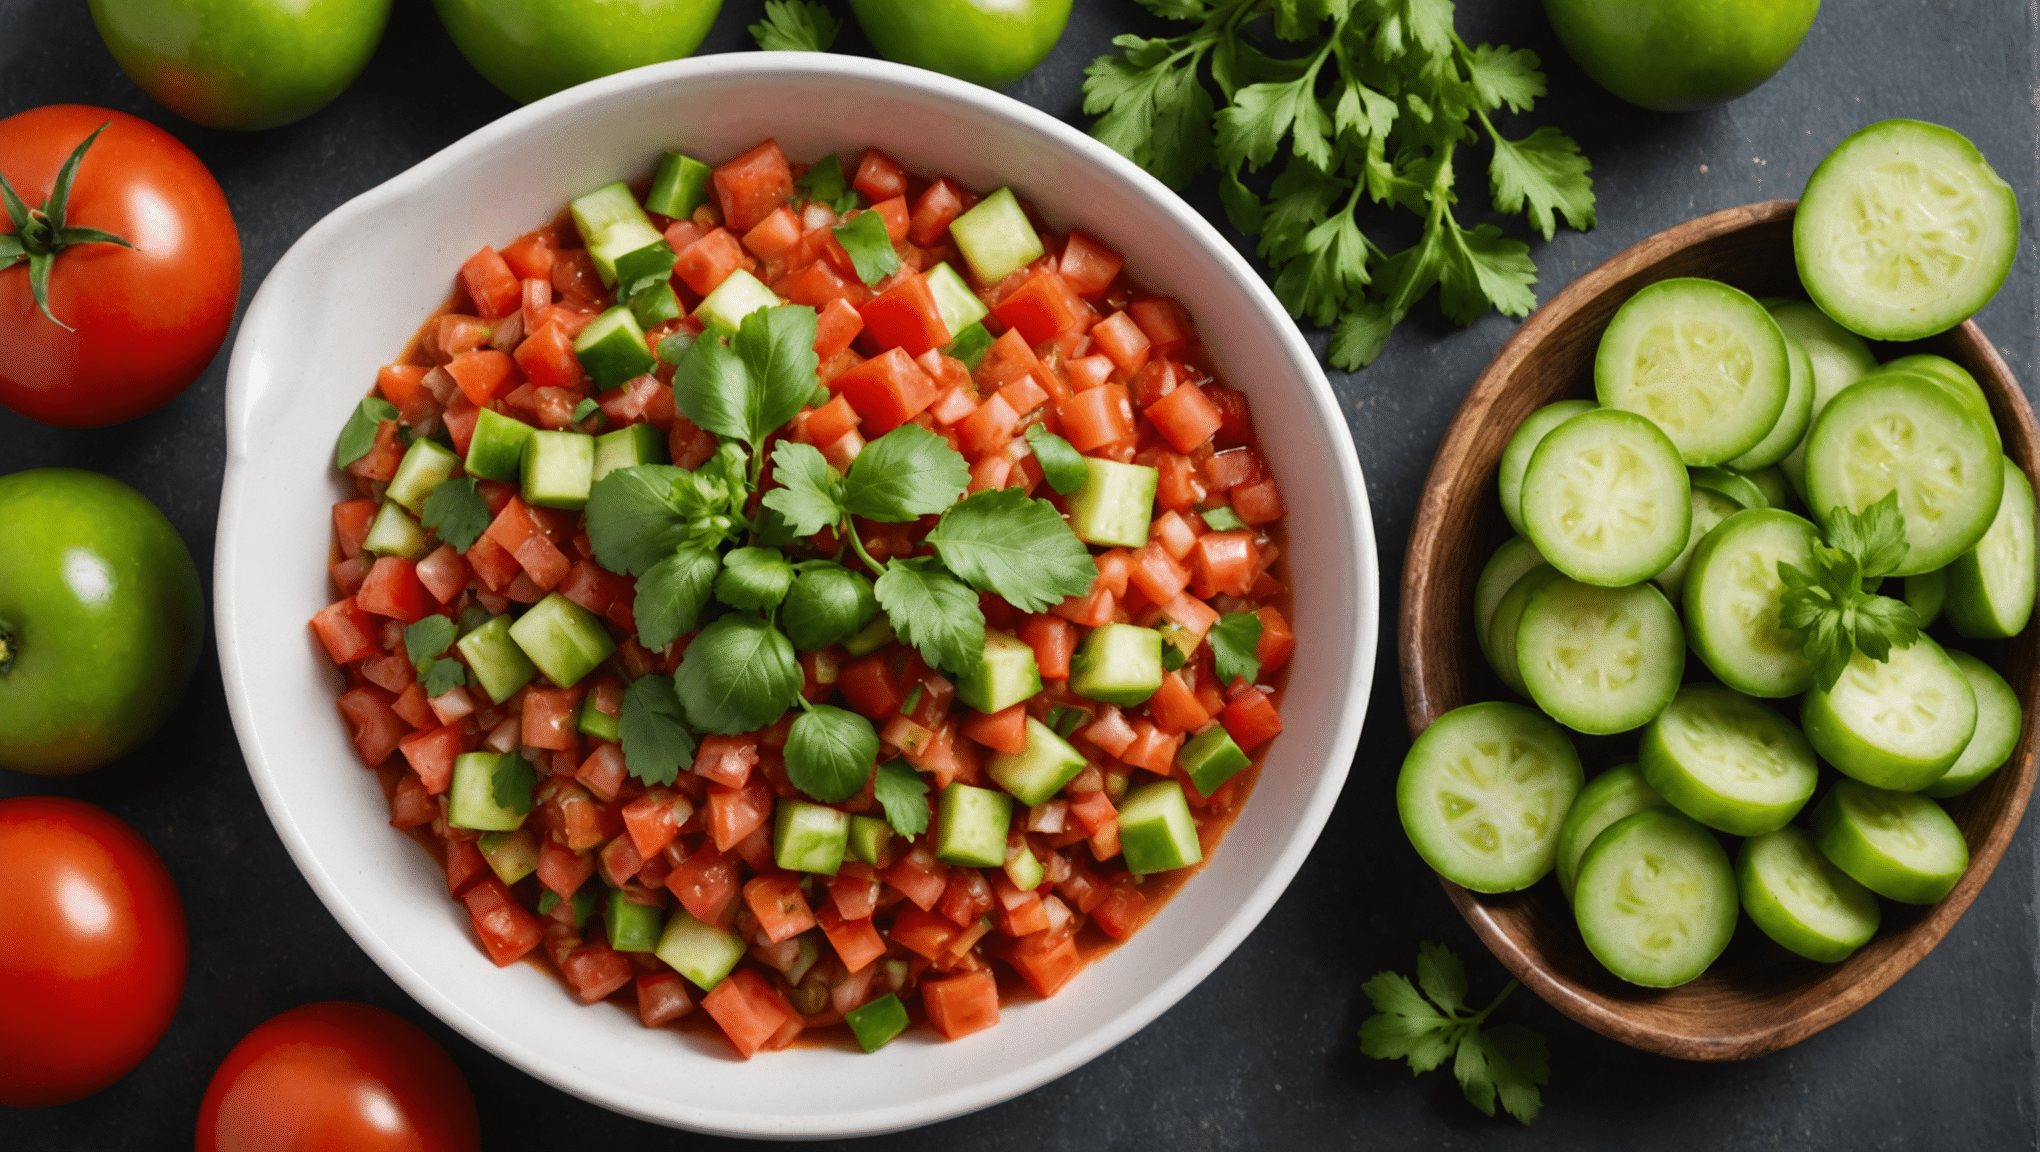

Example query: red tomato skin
[196,1001,480,1152]
[0,796,187,1107]
[0,106,241,427]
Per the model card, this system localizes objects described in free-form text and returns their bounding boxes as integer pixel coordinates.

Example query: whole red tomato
[0,796,188,1106]
[198,1001,481,1152]
[0,105,240,427]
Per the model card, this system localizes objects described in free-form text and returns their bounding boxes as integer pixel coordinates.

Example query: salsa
[310,139,1293,1059]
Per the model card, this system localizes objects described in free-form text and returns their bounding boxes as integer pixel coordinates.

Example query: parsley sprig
[1778,492,1924,692]
[1360,942,1547,1124]
[749,0,840,52]
[1084,0,1594,369]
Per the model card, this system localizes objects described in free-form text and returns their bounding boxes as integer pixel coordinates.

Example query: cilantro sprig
[1083,0,1594,369]
[1360,942,1547,1124]
[402,616,468,699]
[422,477,490,552]
[873,760,931,839]
[1778,491,1924,692]
[750,0,840,52]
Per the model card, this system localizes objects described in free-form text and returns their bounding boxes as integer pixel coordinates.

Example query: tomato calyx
[0,123,136,332]
[0,618,14,674]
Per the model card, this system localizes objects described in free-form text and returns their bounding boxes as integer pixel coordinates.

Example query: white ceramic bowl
[216,54,1377,1138]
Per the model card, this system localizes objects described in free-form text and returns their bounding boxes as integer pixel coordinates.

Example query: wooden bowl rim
[1399,199,2040,1061]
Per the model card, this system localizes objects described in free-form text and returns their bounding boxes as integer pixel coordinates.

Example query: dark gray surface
[2,0,2035,1147]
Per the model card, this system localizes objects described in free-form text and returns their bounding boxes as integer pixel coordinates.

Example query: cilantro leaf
[785,704,880,803]
[1024,424,1090,495]
[873,760,931,838]
[421,477,491,552]
[795,153,860,214]
[832,210,901,288]
[1272,197,1377,327]
[404,615,458,669]
[1360,942,1546,1125]
[750,0,839,51]
[1826,490,1911,580]
[492,753,537,816]
[716,547,796,611]
[620,673,694,786]
[673,613,803,735]
[1216,75,1336,174]
[672,304,819,450]
[1461,43,1545,114]
[1330,300,1398,370]
[421,657,468,698]
[1486,126,1596,241]
[762,441,847,537]
[571,397,601,424]
[873,557,985,676]
[335,397,398,469]
[783,563,878,651]
[842,423,970,522]
[1084,35,1215,191]
[1208,612,1264,685]
[635,544,721,649]
[926,488,1097,613]
[585,464,741,576]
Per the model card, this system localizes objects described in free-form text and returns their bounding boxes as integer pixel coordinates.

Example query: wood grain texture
[1400,201,2040,1062]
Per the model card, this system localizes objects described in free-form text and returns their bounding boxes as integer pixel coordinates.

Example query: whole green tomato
[0,470,205,776]
[87,0,392,131]
[432,0,724,105]
[848,0,1072,90]
[1542,0,1820,112]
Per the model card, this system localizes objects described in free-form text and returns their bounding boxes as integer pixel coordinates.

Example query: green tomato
[1541,0,1820,112]
[87,0,392,131]
[432,0,724,106]
[848,0,1072,90]
[0,470,204,776]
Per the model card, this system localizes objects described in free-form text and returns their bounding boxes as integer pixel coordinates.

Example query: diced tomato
[836,652,901,721]
[463,878,544,966]
[833,347,939,435]
[387,773,435,829]
[1007,928,1082,996]
[860,273,951,357]
[443,834,491,899]
[702,968,796,1059]
[890,904,962,960]
[936,868,995,929]
[909,178,966,246]
[1190,531,1257,598]
[663,219,702,253]
[446,348,519,405]
[536,839,596,899]
[957,393,1019,459]
[708,783,775,853]
[464,533,520,592]
[883,846,948,911]
[576,743,628,803]
[514,322,584,392]
[411,544,467,604]
[637,971,695,1026]
[1145,382,1225,453]
[714,140,796,234]
[1128,298,1192,352]
[376,365,431,412]
[1058,230,1124,297]
[336,687,407,767]
[814,297,865,358]
[597,832,644,889]
[1090,882,1148,940]
[1230,477,1286,526]
[742,205,802,259]
[1203,446,1263,493]
[519,686,581,750]
[665,845,741,927]
[923,970,999,1040]
[345,420,403,482]
[398,725,463,794]
[500,231,556,281]
[1127,542,1190,605]
[1061,355,1112,394]
[1222,687,1283,750]
[744,874,816,944]
[310,597,379,664]
[621,787,688,860]
[827,862,882,920]
[805,393,862,447]
[675,227,746,297]
[960,704,1028,754]
[670,415,718,469]
[1256,606,1295,674]
[852,148,908,202]
[460,246,522,320]
[485,497,571,590]
[559,936,635,1003]
[1056,384,1133,452]
[815,904,887,973]
[550,250,607,308]
[992,270,1086,346]
[783,257,866,312]
[332,499,377,559]
[693,734,760,789]
[358,653,414,696]
[1148,672,1211,736]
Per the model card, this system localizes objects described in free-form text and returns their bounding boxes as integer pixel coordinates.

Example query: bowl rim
[214,52,1379,1135]
[1398,198,2039,1061]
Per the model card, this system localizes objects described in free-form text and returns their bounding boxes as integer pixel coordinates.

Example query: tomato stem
[0,123,137,331]
[0,619,14,675]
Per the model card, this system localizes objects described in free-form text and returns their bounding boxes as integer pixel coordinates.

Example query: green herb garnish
[1207,611,1264,685]
[1024,424,1090,495]
[1778,491,1924,692]
[832,210,901,288]
[619,673,693,786]
[873,760,931,839]
[335,397,398,469]
[751,1,841,53]
[422,477,491,552]
[1360,942,1547,1124]
[785,704,881,803]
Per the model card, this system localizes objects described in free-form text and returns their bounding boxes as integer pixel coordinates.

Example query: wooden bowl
[1400,200,2040,1061]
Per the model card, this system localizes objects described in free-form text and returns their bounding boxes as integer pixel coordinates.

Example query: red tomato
[197,1001,480,1152]
[0,796,187,1107]
[0,106,241,427]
